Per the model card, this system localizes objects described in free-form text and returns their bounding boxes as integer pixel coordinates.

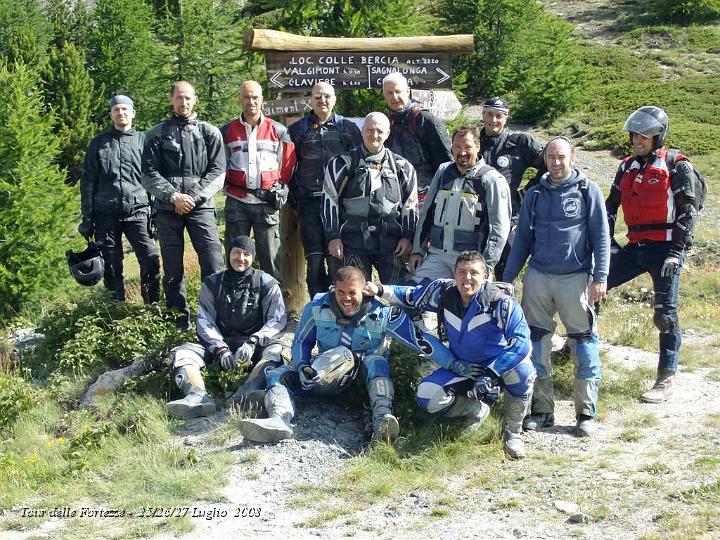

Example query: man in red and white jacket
[221,81,296,282]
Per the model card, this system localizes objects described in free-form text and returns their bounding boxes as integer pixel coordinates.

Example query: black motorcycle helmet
[67,242,104,286]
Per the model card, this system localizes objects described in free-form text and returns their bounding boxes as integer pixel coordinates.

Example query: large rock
[80,356,147,408]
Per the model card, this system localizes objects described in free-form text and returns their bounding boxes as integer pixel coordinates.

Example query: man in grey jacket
[142,81,226,329]
[503,136,610,437]
[79,95,160,303]
[409,125,511,281]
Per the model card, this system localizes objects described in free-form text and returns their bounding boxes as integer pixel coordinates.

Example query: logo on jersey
[562,197,581,217]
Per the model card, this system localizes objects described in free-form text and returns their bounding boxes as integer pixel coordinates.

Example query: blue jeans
[607,241,683,373]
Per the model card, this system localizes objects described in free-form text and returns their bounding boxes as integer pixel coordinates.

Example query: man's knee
[654,308,678,334]
[416,379,454,414]
[361,354,390,380]
[170,343,206,370]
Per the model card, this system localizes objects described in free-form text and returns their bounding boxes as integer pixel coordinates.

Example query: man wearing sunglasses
[288,83,362,298]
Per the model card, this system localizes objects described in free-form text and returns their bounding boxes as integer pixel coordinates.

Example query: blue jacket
[291,292,431,368]
[382,280,530,376]
[503,168,610,282]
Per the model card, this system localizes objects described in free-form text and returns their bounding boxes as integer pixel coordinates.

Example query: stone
[554,500,580,514]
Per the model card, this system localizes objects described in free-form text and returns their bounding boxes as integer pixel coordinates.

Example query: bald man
[503,136,610,438]
[288,82,362,297]
[142,81,226,329]
[220,81,297,282]
[382,73,452,199]
[322,112,418,284]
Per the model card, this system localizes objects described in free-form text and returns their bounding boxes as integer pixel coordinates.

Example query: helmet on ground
[67,242,104,286]
[307,346,357,395]
[623,106,669,150]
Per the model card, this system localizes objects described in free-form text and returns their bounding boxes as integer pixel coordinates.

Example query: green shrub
[33,298,190,376]
[0,374,36,431]
[646,0,720,25]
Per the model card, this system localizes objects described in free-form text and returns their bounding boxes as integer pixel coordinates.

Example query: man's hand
[590,280,607,303]
[216,347,235,371]
[448,360,485,380]
[395,238,412,256]
[78,219,94,240]
[408,254,424,273]
[328,239,344,260]
[661,254,681,277]
[234,341,256,363]
[468,375,502,404]
[363,282,380,297]
[173,193,196,215]
[298,365,318,391]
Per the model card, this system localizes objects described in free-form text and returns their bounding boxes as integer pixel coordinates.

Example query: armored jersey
[414,160,511,270]
[382,280,530,376]
[323,146,418,250]
[197,268,286,353]
[288,113,361,197]
[142,115,226,211]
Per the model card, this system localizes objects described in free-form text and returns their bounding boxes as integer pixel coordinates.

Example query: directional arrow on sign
[269,71,284,88]
[435,68,450,85]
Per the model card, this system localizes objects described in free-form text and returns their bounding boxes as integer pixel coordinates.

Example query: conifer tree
[0,0,48,65]
[88,0,169,127]
[42,43,98,185]
[0,63,75,318]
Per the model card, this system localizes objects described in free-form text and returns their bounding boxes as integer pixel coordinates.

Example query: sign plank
[410,89,462,121]
[266,52,452,92]
[262,97,312,117]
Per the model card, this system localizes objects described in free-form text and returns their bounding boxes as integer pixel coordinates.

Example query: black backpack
[665,149,707,212]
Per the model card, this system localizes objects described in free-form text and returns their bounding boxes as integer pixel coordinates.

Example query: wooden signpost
[247,29,473,313]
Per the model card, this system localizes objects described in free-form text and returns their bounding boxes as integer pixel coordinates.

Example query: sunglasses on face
[312,93,334,101]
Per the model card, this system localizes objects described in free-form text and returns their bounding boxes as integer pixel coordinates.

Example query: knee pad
[501,356,537,397]
[361,353,390,380]
[265,364,296,388]
[170,342,206,370]
[416,379,455,414]
[654,308,678,334]
[261,343,285,365]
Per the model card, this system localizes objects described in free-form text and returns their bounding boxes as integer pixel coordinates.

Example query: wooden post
[280,98,307,315]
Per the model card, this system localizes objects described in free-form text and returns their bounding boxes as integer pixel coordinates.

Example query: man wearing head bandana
[165,235,287,420]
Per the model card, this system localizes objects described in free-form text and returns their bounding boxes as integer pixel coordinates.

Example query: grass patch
[692,455,720,471]
[705,413,720,430]
[618,428,643,442]
[639,462,672,475]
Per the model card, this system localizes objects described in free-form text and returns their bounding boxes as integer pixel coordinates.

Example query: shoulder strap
[436,281,455,343]
[335,114,345,133]
[336,148,361,199]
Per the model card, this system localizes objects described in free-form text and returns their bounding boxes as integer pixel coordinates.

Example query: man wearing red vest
[220,81,297,282]
[606,106,700,403]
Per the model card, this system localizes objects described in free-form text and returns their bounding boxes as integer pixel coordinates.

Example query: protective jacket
[480,128,545,216]
[414,160,511,270]
[221,114,296,205]
[142,114,226,211]
[387,103,452,190]
[81,128,148,219]
[503,168,610,283]
[615,149,680,244]
[291,292,426,369]
[382,280,530,376]
[288,113,361,198]
[323,146,418,250]
[197,268,286,353]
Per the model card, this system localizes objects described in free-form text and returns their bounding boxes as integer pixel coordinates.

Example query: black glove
[78,219,95,240]
[468,375,502,405]
[214,346,234,371]
[448,360,485,380]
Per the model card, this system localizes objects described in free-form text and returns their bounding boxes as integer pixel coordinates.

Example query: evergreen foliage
[0,0,49,65]
[42,43,98,185]
[46,0,92,50]
[646,0,720,24]
[161,0,263,124]
[0,63,76,319]
[88,0,170,127]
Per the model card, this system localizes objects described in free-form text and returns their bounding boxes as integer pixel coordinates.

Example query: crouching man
[166,235,287,419]
[239,265,449,444]
[367,251,536,458]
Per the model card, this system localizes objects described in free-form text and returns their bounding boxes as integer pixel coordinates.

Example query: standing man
[479,97,545,280]
[323,112,418,284]
[166,235,287,419]
[79,95,160,304]
[409,126,511,281]
[142,81,226,329]
[238,266,449,444]
[288,82,362,298]
[221,80,296,282]
[504,136,610,437]
[606,106,701,403]
[367,251,536,459]
[382,73,452,200]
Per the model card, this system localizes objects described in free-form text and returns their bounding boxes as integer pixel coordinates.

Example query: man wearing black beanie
[166,235,288,419]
